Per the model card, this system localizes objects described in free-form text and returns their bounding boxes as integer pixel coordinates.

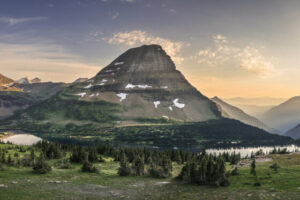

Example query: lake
[2,134,42,145]
[207,145,299,158]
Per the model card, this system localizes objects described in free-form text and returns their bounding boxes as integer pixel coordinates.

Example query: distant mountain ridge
[212,97,275,133]
[0,74,13,86]
[285,124,300,139]
[261,96,300,133]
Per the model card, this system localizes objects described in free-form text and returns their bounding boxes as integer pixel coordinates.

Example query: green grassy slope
[0,143,300,200]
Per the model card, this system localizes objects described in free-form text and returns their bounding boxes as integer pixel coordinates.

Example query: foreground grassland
[0,144,300,200]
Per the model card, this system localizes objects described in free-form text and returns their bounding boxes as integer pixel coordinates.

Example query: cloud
[109,12,120,20]
[0,17,48,25]
[120,0,135,3]
[104,30,185,64]
[0,42,101,82]
[169,9,177,14]
[196,35,277,78]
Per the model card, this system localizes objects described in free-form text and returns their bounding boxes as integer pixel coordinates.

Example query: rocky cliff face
[66,44,221,123]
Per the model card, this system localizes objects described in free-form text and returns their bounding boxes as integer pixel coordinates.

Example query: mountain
[285,124,300,139]
[14,44,220,125]
[30,77,41,83]
[0,74,13,86]
[2,44,292,148]
[73,78,88,83]
[261,96,300,133]
[0,82,68,119]
[224,97,287,118]
[15,77,30,84]
[212,97,274,133]
[224,97,287,106]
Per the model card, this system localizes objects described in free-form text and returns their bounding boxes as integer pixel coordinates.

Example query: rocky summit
[67,44,221,123]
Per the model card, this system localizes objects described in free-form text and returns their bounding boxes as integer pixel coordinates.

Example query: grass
[0,144,300,199]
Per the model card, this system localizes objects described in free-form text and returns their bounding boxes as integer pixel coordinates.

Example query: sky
[1,0,300,98]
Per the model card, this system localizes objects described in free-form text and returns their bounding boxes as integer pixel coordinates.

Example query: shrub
[118,153,131,176]
[231,167,239,176]
[254,182,261,187]
[269,163,280,172]
[33,154,51,174]
[81,160,99,173]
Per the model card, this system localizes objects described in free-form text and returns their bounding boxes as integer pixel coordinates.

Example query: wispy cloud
[196,35,277,78]
[103,30,185,64]
[0,42,100,82]
[120,0,135,3]
[0,16,48,25]
[109,12,120,20]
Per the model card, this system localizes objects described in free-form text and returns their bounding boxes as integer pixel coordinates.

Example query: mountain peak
[97,44,175,76]
[0,74,14,86]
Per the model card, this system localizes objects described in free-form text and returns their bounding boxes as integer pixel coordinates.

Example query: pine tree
[33,153,51,174]
[132,156,145,176]
[7,154,12,165]
[118,153,131,176]
[81,153,99,173]
[1,152,5,163]
[250,159,256,176]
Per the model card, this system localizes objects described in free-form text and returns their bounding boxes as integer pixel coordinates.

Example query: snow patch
[96,93,100,96]
[125,84,136,89]
[114,62,124,66]
[161,86,168,89]
[162,115,169,119]
[168,106,173,111]
[153,101,160,108]
[76,92,86,98]
[84,84,93,89]
[125,83,152,89]
[138,84,152,89]
[173,98,185,108]
[96,79,108,86]
[117,93,128,102]
[87,79,94,83]
[90,94,95,97]
[106,69,113,72]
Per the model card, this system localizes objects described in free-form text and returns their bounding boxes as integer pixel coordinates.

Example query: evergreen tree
[7,154,12,165]
[33,154,51,174]
[1,152,5,163]
[250,159,256,176]
[30,149,35,165]
[118,153,131,176]
[81,153,99,173]
[132,156,145,176]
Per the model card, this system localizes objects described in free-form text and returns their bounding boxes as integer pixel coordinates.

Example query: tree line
[0,141,244,187]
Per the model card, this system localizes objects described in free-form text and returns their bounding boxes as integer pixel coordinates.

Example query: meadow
[0,143,300,200]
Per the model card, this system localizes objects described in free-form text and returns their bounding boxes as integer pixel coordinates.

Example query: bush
[269,163,280,172]
[0,164,7,171]
[33,154,51,174]
[118,153,131,176]
[254,182,261,187]
[59,159,72,169]
[149,165,169,178]
[81,160,99,173]
[231,167,239,176]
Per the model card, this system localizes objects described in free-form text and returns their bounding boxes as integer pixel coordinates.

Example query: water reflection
[2,134,42,145]
[207,145,299,158]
